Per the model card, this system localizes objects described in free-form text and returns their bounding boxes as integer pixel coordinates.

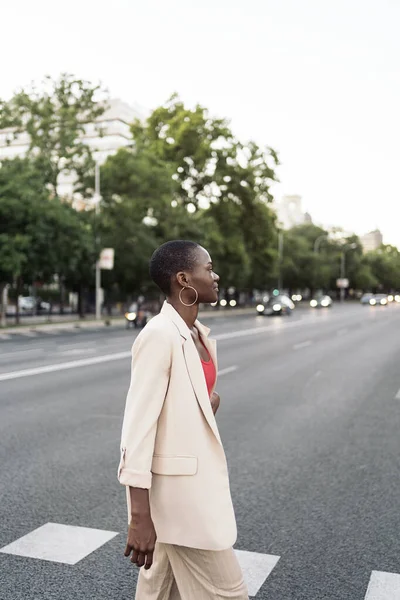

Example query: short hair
[149,240,200,295]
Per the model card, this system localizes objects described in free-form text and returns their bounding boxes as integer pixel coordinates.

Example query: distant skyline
[1,0,399,245]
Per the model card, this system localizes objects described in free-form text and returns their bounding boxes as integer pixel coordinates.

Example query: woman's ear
[176,271,187,287]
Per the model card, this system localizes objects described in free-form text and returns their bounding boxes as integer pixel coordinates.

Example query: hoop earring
[179,285,198,307]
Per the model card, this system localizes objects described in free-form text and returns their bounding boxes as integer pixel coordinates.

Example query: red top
[200,343,216,397]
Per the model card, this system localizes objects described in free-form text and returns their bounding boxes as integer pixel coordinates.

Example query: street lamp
[277,230,284,291]
[93,161,102,320]
[340,242,357,303]
[313,234,328,254]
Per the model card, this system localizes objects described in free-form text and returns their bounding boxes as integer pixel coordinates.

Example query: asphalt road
[1,303,400,599]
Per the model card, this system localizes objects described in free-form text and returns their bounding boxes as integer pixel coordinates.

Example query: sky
[2,0,400,245]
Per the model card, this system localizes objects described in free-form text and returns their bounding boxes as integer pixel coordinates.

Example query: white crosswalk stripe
[0,523,118,565]
[0,523,279,596]
[364,571,400,599]
[3,523,400,597]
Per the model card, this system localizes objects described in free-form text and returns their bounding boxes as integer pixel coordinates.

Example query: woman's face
[178,246,220,304]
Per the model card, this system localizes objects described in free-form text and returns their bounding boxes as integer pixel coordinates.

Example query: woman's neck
[166,297,199,329]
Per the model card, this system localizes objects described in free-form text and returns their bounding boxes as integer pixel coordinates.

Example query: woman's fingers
[131,548,139,564]
[144,550,154,570]
[136,551,146,568]
[124,543,132,557]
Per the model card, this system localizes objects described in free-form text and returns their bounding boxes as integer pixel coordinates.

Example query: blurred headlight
[369,299,376,305]
[210,301,218,307]
[310,300,318,308]
[388,295,394,302]
[229,299,237,307]
[380,299,387,305]
[321,299,330,307]
[256,304,265,312]
[220,299,227,307]
[273,303,281,311]
[395,295,400,303]
[125,312,137,321]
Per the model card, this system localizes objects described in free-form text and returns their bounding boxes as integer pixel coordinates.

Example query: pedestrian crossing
[1,522,400,598]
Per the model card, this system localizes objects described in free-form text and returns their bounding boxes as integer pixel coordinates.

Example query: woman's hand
[124,512,157,570]
[210,391,220,415]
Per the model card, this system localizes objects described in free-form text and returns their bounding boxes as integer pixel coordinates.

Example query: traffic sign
[336,278,349,289]
[99,248,114,270]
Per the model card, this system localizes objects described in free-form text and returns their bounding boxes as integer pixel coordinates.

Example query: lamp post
[94,161,102,320]
[277,230,284,291]
[340,242,357,303]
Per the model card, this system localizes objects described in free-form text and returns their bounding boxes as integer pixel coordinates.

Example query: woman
[118,240,248,600]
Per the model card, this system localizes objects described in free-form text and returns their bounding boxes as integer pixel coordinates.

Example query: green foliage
[0,74,106,196]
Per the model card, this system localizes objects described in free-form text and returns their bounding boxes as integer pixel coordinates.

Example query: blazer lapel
[161,302,222,445]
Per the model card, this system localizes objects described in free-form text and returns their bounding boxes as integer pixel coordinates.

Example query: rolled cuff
[118,467,152,489]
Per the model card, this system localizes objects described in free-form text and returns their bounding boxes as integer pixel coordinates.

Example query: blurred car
[125,303,153,328]
[360,293,374,305]
[257,295,295,316]
[369,294,388,306]
[18,296,51,312]
[310,294,333,308]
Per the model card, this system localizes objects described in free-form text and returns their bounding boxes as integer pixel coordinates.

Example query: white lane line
[293,340,312,351]
[218,366,238,377]
[215,318,309,341]
[364,570,400,599]
[14,330,37,337]
[0,523,118,565]
[0,351,131,382]
[395,389,400,400]
[0,334,11,340]
[58,348,97,357]
[0,348,44,361]
[235,549,280,597]
[0,320,317,382]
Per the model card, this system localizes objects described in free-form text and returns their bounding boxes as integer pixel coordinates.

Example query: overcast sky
[2,0,400,245]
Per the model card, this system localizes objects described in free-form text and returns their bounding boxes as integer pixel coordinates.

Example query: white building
[360,229,383,253]
[274,194,312,230]
[0,98,145,203]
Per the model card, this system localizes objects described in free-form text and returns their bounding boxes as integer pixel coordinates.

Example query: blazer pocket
[151,455,198,476]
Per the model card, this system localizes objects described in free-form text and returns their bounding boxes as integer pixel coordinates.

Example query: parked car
[256,295,295,316]
[360,293,374,305]
[310,294,333,308]
[18,296,51,313]
[369,294,388,306]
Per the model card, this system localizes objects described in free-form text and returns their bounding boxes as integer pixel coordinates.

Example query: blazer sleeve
[118,325,172,489]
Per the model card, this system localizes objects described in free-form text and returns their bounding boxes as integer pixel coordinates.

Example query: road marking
[395,389,400,400]
[0,351,131,382]
[218,365,238,376]
[0,522,118,565]
[215,318,309,341]
[0,320,318,381]
[14,330,37,337]
[364,570,400,599]
[235,549,280,597]
[58,348,97,357]
[293,340,312,350]
[0,348,44,361]
[0,334,11,340]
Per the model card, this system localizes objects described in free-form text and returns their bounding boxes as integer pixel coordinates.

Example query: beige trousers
[135,542,248,600]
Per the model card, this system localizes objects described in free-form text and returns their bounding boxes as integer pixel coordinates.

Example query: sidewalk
[0,307,256,336]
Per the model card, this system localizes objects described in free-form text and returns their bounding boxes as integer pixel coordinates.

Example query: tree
[0,157,97,322]
[0,74,106,197]
[130,95,279,292]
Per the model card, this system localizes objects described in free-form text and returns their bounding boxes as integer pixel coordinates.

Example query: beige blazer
[118,301,237,550]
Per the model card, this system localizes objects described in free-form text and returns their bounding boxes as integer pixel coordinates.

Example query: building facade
[0,98,145,204]
[360,229,383,253]
[274,194,312,229]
